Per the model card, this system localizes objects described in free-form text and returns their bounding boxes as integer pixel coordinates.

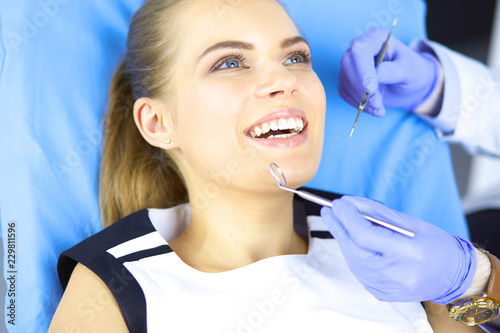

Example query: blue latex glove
[338,27,442,116]
[320,195,476,304]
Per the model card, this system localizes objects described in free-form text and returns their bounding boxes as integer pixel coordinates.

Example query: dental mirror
[270,162,287,187]
[269,163,415,238]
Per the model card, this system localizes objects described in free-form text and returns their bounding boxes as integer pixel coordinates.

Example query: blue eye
[285,55,303,64]
[284,51,311,65]
[220,59,241,69]
[211,53,247,71]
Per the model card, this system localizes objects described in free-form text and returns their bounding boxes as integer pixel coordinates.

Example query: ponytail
[99,61,187,226]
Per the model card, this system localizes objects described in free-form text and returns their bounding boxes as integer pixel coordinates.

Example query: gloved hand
[320,195,476,304]
[339,27,442,116]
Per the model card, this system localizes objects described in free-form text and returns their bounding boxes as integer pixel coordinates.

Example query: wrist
[451,248,491,302]
[430,237,477,304]
[447,249,500,326]
[412,52,444,115]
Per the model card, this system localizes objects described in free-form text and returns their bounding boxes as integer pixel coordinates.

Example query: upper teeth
[249,117,304,138]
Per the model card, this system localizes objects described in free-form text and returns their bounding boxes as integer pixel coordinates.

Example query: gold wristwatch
[448,250,500,326]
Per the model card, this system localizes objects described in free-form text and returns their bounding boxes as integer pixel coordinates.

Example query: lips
[244,110,309,148]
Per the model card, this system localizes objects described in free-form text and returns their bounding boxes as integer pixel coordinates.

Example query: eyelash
[288,50,312,64]
[210,50,312,72]
[288,50,311,64]
[211,53,247,72]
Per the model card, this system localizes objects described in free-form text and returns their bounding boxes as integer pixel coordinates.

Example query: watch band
[446,250,500,326]
[482,250,500,301]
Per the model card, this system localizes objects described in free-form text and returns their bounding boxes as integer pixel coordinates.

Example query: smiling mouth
[247,117,305,139]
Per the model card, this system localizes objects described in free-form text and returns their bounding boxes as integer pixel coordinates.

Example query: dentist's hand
[320,195,476,304]
[339,27,441,116]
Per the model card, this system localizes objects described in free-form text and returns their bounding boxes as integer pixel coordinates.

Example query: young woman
[49,0,488,332]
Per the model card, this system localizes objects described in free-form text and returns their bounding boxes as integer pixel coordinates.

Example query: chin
[280,164,318,189]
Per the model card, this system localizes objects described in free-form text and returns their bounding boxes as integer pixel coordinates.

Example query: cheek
[303,74,326,161]
[304,74,326,132]
[177,84,230,133]
[311,75,327,115]
[174,82,243,157]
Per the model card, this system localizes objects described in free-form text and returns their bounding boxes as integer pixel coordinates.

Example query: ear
[133,97,178,150]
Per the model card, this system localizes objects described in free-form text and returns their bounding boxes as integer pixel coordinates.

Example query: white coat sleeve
[411,40,500,157]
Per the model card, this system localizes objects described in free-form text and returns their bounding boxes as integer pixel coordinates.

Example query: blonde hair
[99,0,188,227]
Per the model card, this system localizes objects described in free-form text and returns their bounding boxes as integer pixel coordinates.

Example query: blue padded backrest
[0,1,467,332]
[0,1,144,332]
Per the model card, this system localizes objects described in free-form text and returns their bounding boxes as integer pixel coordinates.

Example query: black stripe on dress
[118,245,173,263]
[310,230,334,239]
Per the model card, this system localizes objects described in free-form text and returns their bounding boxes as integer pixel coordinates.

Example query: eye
[220,59,241,69]
[284,51,311,65]
[211,53,247,71]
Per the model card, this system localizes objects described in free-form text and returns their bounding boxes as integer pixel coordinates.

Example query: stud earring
[164,138,172,145]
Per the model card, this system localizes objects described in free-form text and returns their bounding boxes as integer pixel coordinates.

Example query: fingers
[376,62,408,85]
[339,28,392,117]
[365,92,385,116]
[322,198,400,252]
[320,205,349,241]
[349,27,393,56]
[340,27,438,114]
[338,68,362,107]
[341,195,413,230]
[328,196,415,251]
[349,28,393,91]
[340,49,377,95]
[320,205,379,264]
[338,68,386,117]
[376,48,414,85]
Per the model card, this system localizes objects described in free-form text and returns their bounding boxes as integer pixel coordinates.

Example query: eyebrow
[197,36,310,62]
[281,36,310,49]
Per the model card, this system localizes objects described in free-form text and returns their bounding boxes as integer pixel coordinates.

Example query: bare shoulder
[423,301,484,333]
[49,263,129,333]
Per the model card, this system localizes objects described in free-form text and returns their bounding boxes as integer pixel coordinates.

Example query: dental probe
[269,163,415,238]
[349,18,398,139]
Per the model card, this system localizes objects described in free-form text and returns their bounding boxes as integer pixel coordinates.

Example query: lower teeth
[268,132,299,139]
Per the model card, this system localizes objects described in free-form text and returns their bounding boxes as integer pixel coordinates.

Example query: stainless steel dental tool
[269,163,415,238]
[349,18,398,139]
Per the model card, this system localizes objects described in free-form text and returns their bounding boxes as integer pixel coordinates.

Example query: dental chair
[0,1,470,331]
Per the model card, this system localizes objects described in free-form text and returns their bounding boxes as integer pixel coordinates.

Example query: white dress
[58,203,433,333]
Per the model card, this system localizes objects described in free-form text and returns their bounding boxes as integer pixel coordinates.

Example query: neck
[168,189,308,272]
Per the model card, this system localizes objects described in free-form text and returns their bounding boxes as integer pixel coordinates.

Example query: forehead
[177,0,300,54]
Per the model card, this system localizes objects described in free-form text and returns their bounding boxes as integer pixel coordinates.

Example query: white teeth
[270,121,279,131]
[262,123,271,135]
[249,117,305,139]
[268,133,298,139]
[278,118,288,130]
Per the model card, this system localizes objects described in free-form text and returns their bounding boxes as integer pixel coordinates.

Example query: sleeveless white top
[60,204,433,333]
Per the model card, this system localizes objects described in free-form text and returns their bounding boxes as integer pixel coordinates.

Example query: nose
[254,64,298,98]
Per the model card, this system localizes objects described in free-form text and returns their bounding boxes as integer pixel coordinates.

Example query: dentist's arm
[320,196,500,330]
[339,28,500,157]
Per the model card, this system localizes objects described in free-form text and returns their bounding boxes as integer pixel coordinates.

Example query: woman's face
[168,0,326,195]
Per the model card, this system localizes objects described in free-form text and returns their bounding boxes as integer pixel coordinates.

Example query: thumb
[365,91,386,116]
[321,198,379,245]
[320,205,348,240]
[376,61,408,84]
